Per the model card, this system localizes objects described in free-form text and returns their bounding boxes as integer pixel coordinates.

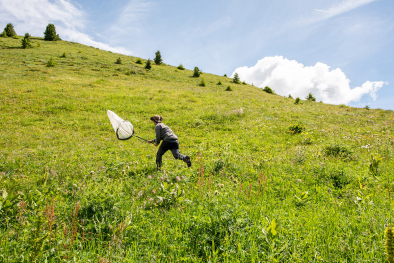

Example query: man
[147,115,191,171]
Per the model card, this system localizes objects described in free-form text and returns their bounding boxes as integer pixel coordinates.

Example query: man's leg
[169,141,191,167]
[156,142,170,171]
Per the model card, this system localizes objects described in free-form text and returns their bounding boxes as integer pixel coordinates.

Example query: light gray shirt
[152,123,178,144]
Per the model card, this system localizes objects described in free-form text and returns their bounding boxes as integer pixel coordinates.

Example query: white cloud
[303,0,378,24]
[232,56,387,105]
[0,0,131,54]
[107,0,154,41]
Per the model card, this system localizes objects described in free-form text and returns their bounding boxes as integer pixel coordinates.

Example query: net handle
[116,128,148,141]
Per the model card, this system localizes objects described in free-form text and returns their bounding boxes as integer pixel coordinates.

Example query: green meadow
[1,35,394,262]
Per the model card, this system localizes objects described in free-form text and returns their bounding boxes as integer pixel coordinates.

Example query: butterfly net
[107,110,134,140]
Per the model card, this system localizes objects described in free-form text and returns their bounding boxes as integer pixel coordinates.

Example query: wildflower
[122,170,126,175]
[385,227,394,263]
[152,190,156,194]
[233,179,238,184]
[214,190,219,195]
[297,179,302,182]
[147,175,152,179]
[175,176,181,182]
[20,174,25,178]
[90,171,94,175]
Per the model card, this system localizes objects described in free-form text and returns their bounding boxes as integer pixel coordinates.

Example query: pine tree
[145,59,152,70]
[21,33,32,49]
[115,57,122,64]
[193,67,201,77]
[154,50,162,65]
[44,24,57,41]
[4,23,16,37]
[233,72,240,84]
[305,93,316,101]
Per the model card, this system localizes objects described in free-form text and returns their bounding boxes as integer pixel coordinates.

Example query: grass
[0,35,394,262]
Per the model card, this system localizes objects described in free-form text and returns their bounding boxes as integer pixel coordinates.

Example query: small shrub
[288,94,293,99]
[177,64,185,70]
[365,105,370,110]
[115,57,122,64]
[4,23,16,37]
[293,147,306,165]
[193,67,200,77]
[1,30,7,38]
[300,133,314,145]
[242,81,246,85]
[263,86,274,94]
[198,78,206,87]
[78,50,82,53]
[46,57,56,67]
[325,144,353,160]
[369,153,382,177]
[225,86,232,91]
[36,42,41,47]
[154,50,162,65]
[295,97,301,104]
[287,124,305,134]
[330,170,350,189]
[60,52,67,58]
[233,72,240,84]
[224,74,227,77]
[12,35,19,39]
[305,92,316,101]
[21,33,32,49]
[136,58,143,64]
[125,70,136,75]
[217,80,222,85]
[145,59,152,70]
[44,23,58,41]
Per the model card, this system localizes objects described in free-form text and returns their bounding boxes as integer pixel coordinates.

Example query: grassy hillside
[1,35,394,262]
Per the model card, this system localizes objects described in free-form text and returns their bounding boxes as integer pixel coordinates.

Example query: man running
[147,115,191,171]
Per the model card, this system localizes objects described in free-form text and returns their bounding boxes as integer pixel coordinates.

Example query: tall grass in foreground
[0,35,393,262]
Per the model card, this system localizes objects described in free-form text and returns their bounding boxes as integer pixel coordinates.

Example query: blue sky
[1,0,393,109]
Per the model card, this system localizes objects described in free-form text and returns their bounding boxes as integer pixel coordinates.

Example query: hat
[150,115,163,123]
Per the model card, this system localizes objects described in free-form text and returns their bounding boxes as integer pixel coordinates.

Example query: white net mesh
[107,110,134,140]
[117,121,134,140]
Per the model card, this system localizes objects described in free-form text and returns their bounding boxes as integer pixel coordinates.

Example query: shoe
[156,162,162,171]
[185,156,191,168]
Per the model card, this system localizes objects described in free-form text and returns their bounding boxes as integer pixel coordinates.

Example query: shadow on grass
[128,166,157,176]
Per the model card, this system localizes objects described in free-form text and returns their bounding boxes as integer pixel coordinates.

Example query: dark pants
[156,140,186,167]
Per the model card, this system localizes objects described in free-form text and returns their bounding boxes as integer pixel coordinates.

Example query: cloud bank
[0,0,130,54]
[232,56,387,105]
